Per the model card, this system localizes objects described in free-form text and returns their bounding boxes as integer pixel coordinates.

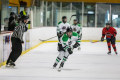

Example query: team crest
[73,28,76,31]
[106,33,112,36]
[62,26,66,30]
[68,41,72,45]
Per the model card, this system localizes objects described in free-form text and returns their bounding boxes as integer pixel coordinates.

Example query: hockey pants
[106,37,117,52]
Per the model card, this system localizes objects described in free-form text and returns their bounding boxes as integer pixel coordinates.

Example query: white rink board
[0,27,120,65]
[30,27,120,47]
[0,33,11,65]
[0,35,3,64]
[0,42,120,80]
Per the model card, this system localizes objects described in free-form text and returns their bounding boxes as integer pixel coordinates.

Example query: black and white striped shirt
[12,22,28,42]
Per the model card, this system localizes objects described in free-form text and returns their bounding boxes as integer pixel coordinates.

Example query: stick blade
[39,39,45,42]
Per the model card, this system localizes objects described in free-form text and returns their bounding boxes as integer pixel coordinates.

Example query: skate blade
[53,67,56,69]
[108,53,111,55]
[11,65,15,68]
[77,46,81,50]
[6,65,15,68]
[58,67,62,72]
[58,69,61,72]
[6,65,10,67]
[78,48,81,50]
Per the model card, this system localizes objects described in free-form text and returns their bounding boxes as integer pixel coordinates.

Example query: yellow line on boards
[38,40,120,42]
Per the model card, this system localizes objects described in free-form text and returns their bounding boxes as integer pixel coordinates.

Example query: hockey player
[57,16,71,51]
[6,16,29,67]
[101,23,118,55]
[71,19,82,50]
[53,27,81,71]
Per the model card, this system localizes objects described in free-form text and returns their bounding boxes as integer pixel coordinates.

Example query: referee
[6,15,29,67]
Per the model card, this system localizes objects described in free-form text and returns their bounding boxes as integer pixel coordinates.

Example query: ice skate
[8,61,16,67]
[107,51,111,55]
[78,46,81,50]
[115,52,118,55]
[53,63,57,69]
[58,62,64,72]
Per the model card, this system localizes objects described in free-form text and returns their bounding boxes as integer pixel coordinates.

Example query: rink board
[0,27,120,67]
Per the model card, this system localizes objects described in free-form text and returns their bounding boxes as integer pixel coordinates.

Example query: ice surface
[0,42,120,80]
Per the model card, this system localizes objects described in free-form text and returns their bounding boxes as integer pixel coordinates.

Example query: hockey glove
[77,31,80,34]
[101,37,104,42]
[73,42,80,48]
[21,41,24,43]
[57,32,63,38]
[111,35,116,39]
[67,48,73,54]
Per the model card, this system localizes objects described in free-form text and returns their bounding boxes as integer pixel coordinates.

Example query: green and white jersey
[71,24,82,35]
[57,21,71,34]
[60,32,81,51]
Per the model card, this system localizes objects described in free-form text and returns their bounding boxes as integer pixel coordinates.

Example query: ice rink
[0,42,120,80]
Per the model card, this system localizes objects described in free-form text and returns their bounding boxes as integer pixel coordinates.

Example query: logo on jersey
[106,33,112,36]
[68,41,72,45]
[62,26,66,30]
[73,28,77,31]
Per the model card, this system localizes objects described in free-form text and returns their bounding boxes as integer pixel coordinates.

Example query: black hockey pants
[7,37,22,64]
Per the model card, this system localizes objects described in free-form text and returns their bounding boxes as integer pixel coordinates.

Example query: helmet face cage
[21,16,29,23]
[10,12,15,16]
[66,27,73,32]
[106,23,110,25]
[22,16,29,20]
[74,19,78,22]
[74,19,78,25]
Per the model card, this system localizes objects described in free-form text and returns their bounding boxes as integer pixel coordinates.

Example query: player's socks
[112,44,117,51]
[53,57,61,69]
[107,42,111,51]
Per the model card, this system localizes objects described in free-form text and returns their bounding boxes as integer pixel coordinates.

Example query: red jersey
[102,27,117,38]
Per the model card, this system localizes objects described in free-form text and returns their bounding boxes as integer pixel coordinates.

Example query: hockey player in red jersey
[101,23,117,55]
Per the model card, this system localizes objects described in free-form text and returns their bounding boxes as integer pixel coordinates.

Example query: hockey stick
[39,36,57,42]
[89,39,106,43]
[69,15,76,23]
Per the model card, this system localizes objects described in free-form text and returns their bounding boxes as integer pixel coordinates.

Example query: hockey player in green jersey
[53,27,81,71]
[71,19,82,50]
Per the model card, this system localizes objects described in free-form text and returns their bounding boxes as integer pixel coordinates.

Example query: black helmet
[18,18,22,23]
[15,14,19,19]
[18,14,21,18]
[10,12,15,16]
[66,27,72,32]
[62,16,67,19]
[74,19,78,22]
[106,23,110,25]
[21,15,29,20]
